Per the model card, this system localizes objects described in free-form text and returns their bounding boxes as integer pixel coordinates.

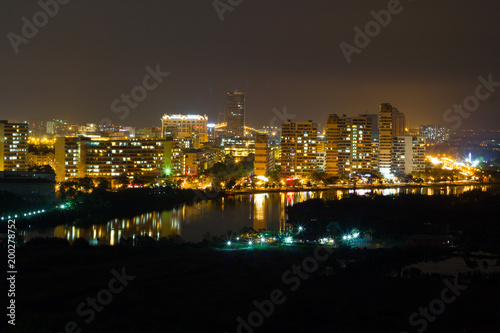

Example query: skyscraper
[325,114,339,176]
[0,120,29,172]
[378,103,393,178]
[281,121,317,176]
[338,116,372,177]
[226,91,245,138]
[326,115,372,177]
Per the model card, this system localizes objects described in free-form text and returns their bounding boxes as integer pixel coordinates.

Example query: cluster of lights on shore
[342,232,360,241]
[224,226,361,248]
[1,203,68,221]
[226,226,354,247]
[226,237,266,247]
[0,209,46,220]
[226,226,305,248]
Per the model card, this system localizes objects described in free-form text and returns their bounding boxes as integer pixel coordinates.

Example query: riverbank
[10,183,499,240]
[227,181,499,195]
[4,188,222,231]
[286,189,500,254]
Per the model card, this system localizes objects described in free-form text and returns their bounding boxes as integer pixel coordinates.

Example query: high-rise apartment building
[0,121,29,172]
[54,137,87,182]
[281,121,317,176]
[338,116,372,177]
[379,103,393,178]
[326,115,372,177]
[392,136,413,176]
[392,136,426,175]
[226,91,245,138]
[325,115,339,176]
[359,114,379,174]
[411,136,426,173]
[254,135,270,176]
[161,114,208,143]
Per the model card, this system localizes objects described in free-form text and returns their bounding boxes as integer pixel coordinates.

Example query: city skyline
[1,1,500,130]
[2,2,500,333]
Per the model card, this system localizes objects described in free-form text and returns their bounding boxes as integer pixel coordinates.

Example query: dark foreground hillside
[3,239,500,333]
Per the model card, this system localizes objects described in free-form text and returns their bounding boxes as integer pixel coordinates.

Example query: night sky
[1,0,499,130]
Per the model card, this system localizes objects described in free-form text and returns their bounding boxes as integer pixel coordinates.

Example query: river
[24,184,499,245]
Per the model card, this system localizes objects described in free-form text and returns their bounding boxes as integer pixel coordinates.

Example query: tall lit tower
[378,103,393,178]
[226,91,245,138]
[281,121,317,176]
[0,120,29,171]
[325,114,339,176]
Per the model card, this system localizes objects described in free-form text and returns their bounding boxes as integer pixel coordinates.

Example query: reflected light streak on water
[26,185,498,245]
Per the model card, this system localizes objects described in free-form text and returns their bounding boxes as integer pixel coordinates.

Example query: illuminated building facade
[254,134,270,176]
[207,123,216,140]
[337,116,372,176]
[182,149,217,176]
[55,137,181,182]
[28,152,55,170]
[281,121,318,176]
[419,125,450,143]
[223,142,255,158]
[317,150,326,172]
[55,137,87,182]
[370,141,379,174]
[378,103,393,178]
[392,136,426,175]
[411,136,426,173]
[226,91,245,138]
[0,121,29,172]
[325,115,339,176]
[326,115,372,177]
[358,114,380,174]
[161,114,208,143]
[270,145,280,170]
